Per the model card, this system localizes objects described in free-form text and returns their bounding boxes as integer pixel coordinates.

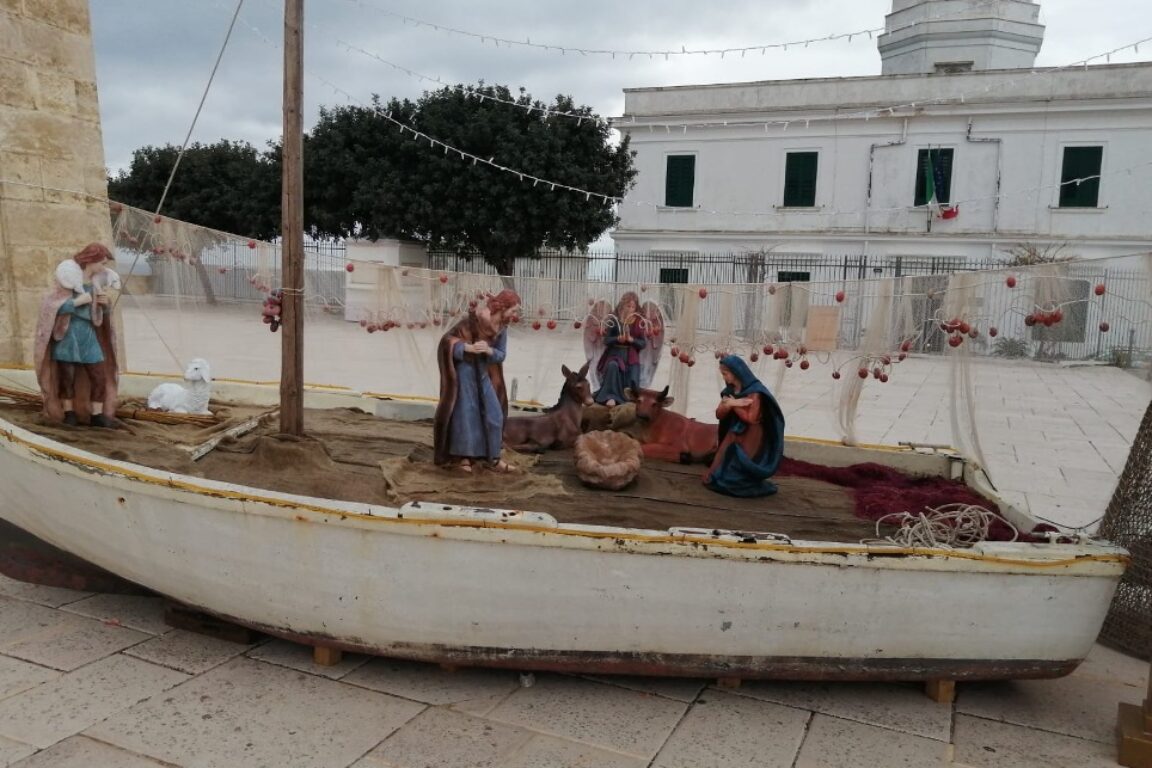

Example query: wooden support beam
[1117,659,1152,767]
[313,645,342,666]
[1118,702,1152,766]
[279,0,305,436]
[924,679,955,704]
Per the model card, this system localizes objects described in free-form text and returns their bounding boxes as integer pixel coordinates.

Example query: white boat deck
[119,300,1152,531]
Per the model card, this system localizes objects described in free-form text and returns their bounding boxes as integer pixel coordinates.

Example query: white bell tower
[878,0,1045,75]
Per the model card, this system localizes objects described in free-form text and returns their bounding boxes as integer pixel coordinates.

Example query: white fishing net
[7,201,1150,513]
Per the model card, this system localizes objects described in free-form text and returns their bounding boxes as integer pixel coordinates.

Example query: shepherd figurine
[33,243,121,428]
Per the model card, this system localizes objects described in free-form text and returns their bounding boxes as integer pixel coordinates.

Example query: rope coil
[866,503,1019,548]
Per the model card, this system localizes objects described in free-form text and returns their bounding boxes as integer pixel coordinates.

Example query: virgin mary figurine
[703,354,785,497]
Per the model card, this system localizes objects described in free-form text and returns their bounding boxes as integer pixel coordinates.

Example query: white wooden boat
[0,370,1127,681]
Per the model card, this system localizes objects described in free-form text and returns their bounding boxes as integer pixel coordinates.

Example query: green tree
[305,85,636,275]
[108,140,281,240]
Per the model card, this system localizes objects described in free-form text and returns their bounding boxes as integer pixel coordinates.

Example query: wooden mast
[280,0,304,435]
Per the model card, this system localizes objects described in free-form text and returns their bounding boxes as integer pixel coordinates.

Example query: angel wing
[638,300,666,387]
[582,298,612,391]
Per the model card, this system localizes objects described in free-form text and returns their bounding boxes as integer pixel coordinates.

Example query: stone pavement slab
[729,679,954,741]
[0,654,188,749]
[9,736,172,767]
[0,574,91,609]
[650,689,808,768]
[794,713,952,767]
[485,673,689,759]
[952,714,1118,768]
[498,734,646,768]
[581,674,706,703]
[0,655,59,701]
[60,593,171,636]
[0,735,34,768]
[956,644,1147,744]
[356,707,533,768]
[343,656,521,714]
[85,657,424,768]
[0,595,151,671]
[122,629,259,675]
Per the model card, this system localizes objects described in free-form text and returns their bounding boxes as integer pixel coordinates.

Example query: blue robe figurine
[703,354,786,497]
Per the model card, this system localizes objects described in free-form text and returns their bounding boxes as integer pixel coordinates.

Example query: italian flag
[923,149,958,219]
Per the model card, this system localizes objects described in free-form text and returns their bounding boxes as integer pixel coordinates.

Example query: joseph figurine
[433,289,521,473]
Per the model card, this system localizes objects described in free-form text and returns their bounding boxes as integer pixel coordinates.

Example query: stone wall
[0,0,112,365]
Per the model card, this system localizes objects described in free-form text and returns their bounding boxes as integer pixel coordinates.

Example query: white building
[612,0,1152,275]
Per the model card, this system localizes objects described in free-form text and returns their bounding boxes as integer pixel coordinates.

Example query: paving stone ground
[0,578,1144,768]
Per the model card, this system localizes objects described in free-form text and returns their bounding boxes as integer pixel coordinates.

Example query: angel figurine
[584,291,665,407]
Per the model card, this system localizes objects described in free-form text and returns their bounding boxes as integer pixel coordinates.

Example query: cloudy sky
[90,0,1149,175]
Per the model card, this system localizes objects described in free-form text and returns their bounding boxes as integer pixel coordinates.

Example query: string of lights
[248,0,1151,137]
[335,39,597,122]
[336,0,1007,60]
[229,8,1152,223]
[615,36,1152,134]
[325,1,1079,127]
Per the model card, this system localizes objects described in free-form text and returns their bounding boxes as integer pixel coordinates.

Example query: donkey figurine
[504,362,594,452]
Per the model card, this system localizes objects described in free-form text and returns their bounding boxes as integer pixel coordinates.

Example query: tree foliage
[305,84,636,274]
[1000,242,1074,266]
[108,140,281,240]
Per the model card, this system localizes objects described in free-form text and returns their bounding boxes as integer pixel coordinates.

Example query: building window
[664,155,695,207]
[934,61,973,74]
[914,148,953,206]
[1059,146,1103,208]
[658,267,690,315]
[783,152,818,207]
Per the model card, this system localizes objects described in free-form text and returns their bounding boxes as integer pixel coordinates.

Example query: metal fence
[426,250,1151,363]
[141,244,1151,363]
[427,249,1000,284]
[135,241,347,308]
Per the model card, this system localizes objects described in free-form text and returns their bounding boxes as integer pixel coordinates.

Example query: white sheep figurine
[147,358,213,415]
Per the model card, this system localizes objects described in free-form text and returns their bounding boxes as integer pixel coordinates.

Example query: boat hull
[0,405,1127,681]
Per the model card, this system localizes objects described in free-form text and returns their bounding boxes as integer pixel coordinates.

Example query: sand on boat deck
[0,401,886,542]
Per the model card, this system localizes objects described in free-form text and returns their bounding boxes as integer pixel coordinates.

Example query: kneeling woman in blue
[703,354,786,497]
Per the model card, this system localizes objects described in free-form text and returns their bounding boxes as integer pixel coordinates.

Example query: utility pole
[280,0,304,435]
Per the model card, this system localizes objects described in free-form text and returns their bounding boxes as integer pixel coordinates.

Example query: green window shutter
[914,148,954,205]
[783,152,818,207]
[665,155,695,207]
[1059,146,1103,208]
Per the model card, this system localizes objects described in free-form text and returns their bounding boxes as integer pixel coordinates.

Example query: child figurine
[33,243,121,428]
